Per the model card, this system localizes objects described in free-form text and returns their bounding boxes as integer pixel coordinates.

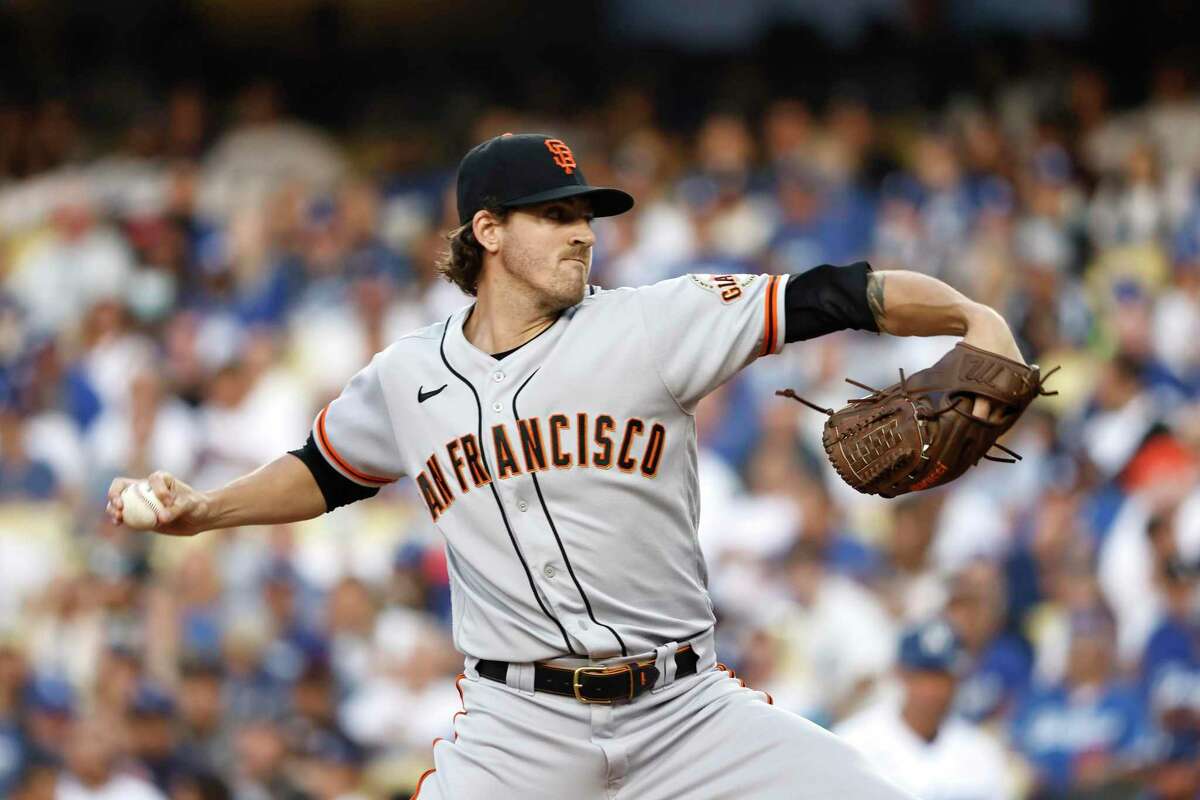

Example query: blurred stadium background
[1,1,1200,798]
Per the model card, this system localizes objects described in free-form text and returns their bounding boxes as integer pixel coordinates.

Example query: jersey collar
[446,302,569,371]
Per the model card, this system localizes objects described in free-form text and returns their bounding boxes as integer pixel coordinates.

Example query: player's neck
[464,283,559,356]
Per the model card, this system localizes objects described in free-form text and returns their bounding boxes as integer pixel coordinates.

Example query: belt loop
[506,662,536,696]
[650,641,679,693]
[464,656,481,680]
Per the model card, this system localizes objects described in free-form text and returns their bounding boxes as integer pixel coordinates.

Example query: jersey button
[517,500,528,512]
[493,371,505,382]
[492,402,503,413]
[543,565,555,579]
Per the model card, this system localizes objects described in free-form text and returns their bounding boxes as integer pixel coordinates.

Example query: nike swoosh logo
[418,384,448,403]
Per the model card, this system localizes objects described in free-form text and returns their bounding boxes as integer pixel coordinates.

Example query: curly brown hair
[435,208,509,297]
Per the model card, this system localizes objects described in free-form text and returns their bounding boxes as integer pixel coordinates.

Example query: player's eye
[544,204,590,223]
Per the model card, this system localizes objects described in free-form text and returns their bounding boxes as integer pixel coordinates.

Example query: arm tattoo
[866,272,887,328]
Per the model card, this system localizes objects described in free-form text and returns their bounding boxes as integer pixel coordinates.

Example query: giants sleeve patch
[688,274,758,304]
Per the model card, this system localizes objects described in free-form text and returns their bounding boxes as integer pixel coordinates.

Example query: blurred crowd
[1,57,1200,798]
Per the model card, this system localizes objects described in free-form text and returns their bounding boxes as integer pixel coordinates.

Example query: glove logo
[910,461,948,491]
[964,357,1005,388]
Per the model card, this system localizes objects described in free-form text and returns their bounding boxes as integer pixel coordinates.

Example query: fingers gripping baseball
[107,471,203,536]
[147,471,176,511]
[105,477,136,522]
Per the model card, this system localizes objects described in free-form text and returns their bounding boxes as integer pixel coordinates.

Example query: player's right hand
[106,470,210,536]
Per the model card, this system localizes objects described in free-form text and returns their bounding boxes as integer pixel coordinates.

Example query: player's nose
[569,222,595,248]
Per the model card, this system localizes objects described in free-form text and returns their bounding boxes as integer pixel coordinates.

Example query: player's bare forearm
[106,454,326,536]
[201,454,327,531]
[866,270,1024,363]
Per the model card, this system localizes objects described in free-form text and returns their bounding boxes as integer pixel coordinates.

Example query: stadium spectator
[0,634,27,796]
[126,683,186,794]
[228,719,304,800]
[1140,733,1200,800]
[295,731,368,800]
[174,658,231,778]
[0,25,1199,795]
[877,495,946,625]
[11,759,58,800]
[1140,538,1200,690]
[22,676,75,766]
[0,400,58,501]
[1010,609,1150,796]
[338,612,459,756]
[324,577,379,693]
[767,539,896,725]
[55,715,165,799]
[836,619,1012,800]
[947,561,1034,725]
[167,769,230,800]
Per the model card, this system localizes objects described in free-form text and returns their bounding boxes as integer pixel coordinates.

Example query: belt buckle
[572,664,634,704]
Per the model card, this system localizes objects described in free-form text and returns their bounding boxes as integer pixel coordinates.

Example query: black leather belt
[476,645,700,704]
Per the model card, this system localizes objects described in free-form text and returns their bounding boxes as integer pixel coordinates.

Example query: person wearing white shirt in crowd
[836,619,1012,800]
[296,731,370,800]
[338,610,460,756]
[769,539,896,725]
[87,369,200,484]
[55,716,165,800]
[5,193,136,338]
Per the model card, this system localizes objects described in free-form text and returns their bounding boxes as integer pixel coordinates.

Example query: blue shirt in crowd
[1010,680,1149,792]
[956,633,1034,723]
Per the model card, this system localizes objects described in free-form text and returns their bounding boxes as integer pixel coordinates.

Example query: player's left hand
[961,305,1025,421]
[781,340,1054,498]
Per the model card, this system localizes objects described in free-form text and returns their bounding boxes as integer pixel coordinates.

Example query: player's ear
[473,209,504,255]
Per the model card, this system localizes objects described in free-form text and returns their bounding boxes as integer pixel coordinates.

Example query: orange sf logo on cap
[544,139,576,175]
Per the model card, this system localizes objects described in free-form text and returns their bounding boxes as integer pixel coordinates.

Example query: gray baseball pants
[412,632,915,800]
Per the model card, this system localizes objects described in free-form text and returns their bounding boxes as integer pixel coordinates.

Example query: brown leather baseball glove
[779,343,1057,498]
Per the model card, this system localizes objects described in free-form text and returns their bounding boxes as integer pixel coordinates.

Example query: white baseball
[120,480,164,530]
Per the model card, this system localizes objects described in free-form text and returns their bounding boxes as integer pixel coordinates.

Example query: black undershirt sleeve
[288,434,380,513]
[783,261,880,343]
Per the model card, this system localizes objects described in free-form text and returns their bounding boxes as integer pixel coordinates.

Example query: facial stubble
[506,237,589,313]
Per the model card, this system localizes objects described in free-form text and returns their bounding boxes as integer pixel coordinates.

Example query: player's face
[499,198,596,311]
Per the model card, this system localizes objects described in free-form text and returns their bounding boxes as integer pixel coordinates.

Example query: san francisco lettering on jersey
[415,414,667,520]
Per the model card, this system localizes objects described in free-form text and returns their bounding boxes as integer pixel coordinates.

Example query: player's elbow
[959,300,1005,334]
[874,270,990,338]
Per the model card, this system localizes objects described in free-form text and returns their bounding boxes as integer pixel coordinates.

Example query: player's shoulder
[577,283,637,304]
[571,279,697,321]
[372,313,460,364]
[583,272,769,307]
[563,284,639,322]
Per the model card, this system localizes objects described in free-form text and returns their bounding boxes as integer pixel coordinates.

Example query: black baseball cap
[456,133,634,225]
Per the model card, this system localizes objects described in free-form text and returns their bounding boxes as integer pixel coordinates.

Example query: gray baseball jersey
[312,272,787,663]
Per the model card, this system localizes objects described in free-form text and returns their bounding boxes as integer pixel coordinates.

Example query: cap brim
[503,185,634,217]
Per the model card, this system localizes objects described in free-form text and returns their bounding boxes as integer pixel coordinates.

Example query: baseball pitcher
[108,133,1037,799]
